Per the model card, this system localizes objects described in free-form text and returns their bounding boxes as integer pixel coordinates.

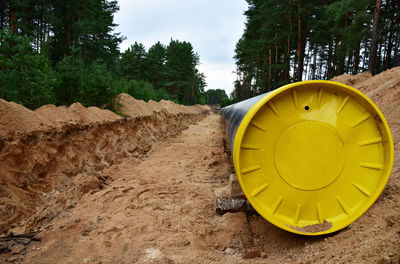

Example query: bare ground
[16,113,400,263]
[1,68,400,263]
[21,114,239,264]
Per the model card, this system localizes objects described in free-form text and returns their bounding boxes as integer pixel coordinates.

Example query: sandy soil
[0,95,209,238]
[19,114,236,264]
[17,111,400,264]
[1,68,400,263]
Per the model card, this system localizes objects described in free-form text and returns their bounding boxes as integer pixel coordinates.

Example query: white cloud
[113,0,247,95]
[199,61,237,95]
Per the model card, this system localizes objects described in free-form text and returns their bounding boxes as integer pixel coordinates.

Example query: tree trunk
[304,46,309,79]
[312,47,317,79]
[368,0,382,75]
[376,40,383,72]
[268,47,272,91]
[65,13,71,55]
[362,44,367,70]
[42,15,46,51]
[0,3,5,31]
[247,73,252,97]
[9,10,16,33]
[334,35,344,75]
[319,54,323,79]
[327,37,333,77]
[284,43,290,81]
[284,0,293,81]
[297,0,304,81]
[258,24,263,91]
[384,18,394,70]
[47,1,50,42]
[353,39,361,74]
[263,50,267,92]
[191,74,195,102]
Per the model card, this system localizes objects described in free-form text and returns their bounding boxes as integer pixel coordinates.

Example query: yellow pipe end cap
[233,81,394,235]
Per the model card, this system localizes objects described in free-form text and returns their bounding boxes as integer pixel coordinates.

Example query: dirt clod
[243,250,261,259]
[288,220,333,234]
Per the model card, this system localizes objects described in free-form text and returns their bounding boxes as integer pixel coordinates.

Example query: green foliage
[79,61,115,107]
[146,42,166,90]
[204,89,229,106]
[233,0,400,102]
[220,97,233,108]
[154,88,177,102]
[121,42,147,81]
[55,51,118,107]
[124,80,156,102]
[0,31,56,109]
[115,79,175,103]
[0,0,207,110]
[49,0,122,65]
[164,39,201,104]
[120,39,207,105]
[54,50,85,106]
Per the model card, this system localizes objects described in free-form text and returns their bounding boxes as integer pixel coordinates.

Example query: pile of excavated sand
[331,71,372,88]
[0,94,210,235]
[116,93,208,118]
[0,101,123,138]
[332,67,400,138]
[0,94,210,139]
[35,103,122,129]
[116,93,155,117]
[332,67,400,106]
[0,100,52,138]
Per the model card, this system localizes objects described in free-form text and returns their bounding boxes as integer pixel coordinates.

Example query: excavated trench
[1,68,400,263]
[0,95,209,235]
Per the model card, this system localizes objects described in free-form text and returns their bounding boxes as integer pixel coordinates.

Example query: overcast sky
[113,0,248,95]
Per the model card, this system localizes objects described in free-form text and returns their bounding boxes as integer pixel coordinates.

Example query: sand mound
[332,67,400,105]
[331,71,372,88]
[147,100,165,113]
[0,100,52,138]
[0,93,208,140]
[0,94,209,236]
[35,103,122,129]
[116,93,154,117]
[332,67,400,130]
[116,93,210,118]
[35,104,85,127]
[0,100,123,139]
[86,106,121,123]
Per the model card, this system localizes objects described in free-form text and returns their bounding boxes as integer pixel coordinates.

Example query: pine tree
[49,0,122,65]
[146,41,166,90]
[232,0,398,102]
[164,39,199,104]
[121,42,147,81]
[0,1,208,108]
[368,0,382,75]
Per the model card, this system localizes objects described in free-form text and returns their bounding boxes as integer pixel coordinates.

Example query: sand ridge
[0,93,210,139]
[0,95,210,240]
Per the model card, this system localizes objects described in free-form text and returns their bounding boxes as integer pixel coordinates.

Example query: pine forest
[232,0,400,102]
[0,0,399,108]
[0,0,207,109]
